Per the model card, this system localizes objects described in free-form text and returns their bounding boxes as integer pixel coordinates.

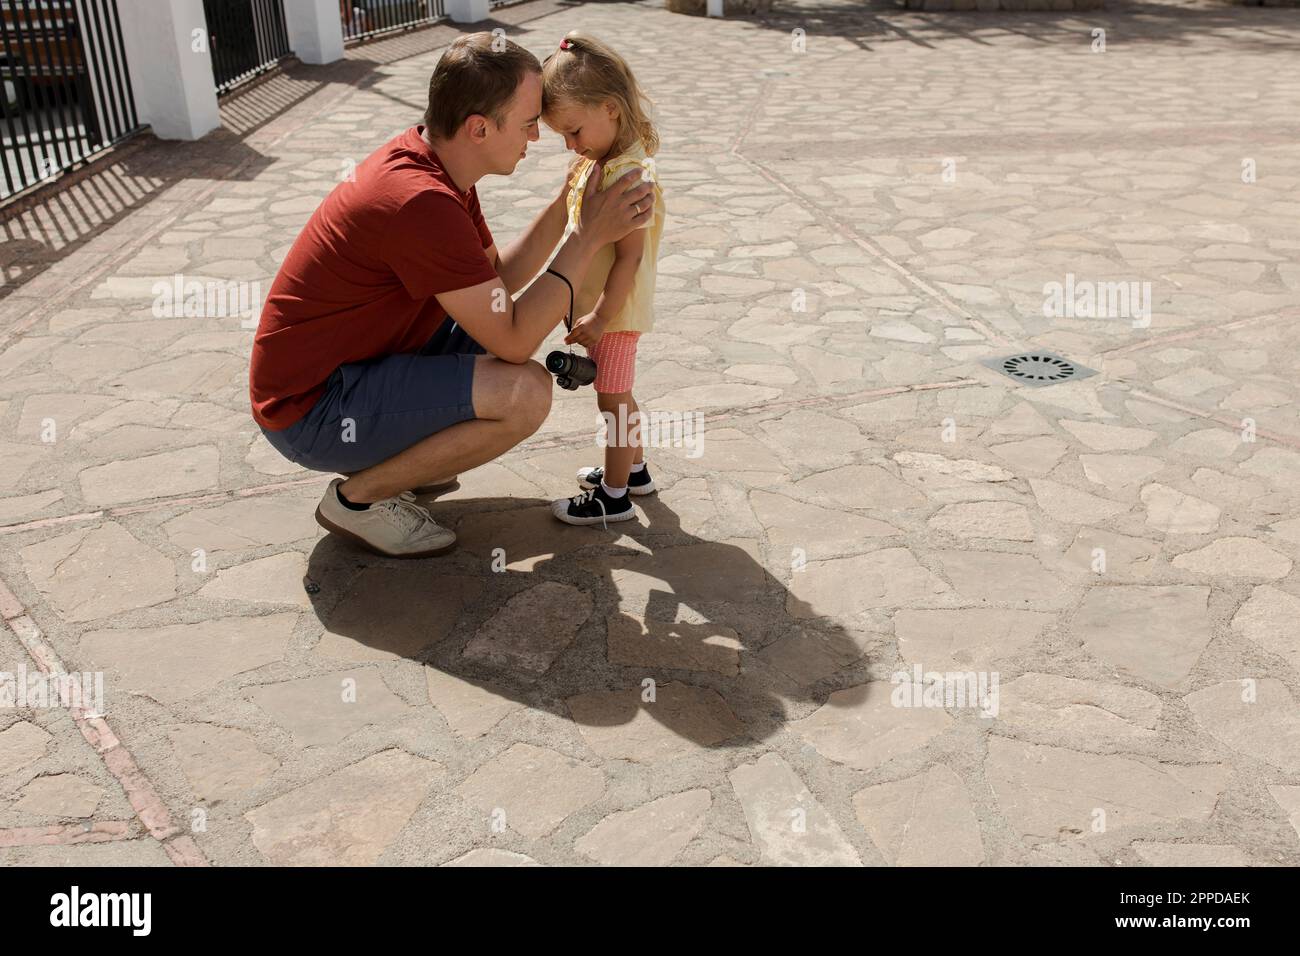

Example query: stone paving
[2,0,1300,866]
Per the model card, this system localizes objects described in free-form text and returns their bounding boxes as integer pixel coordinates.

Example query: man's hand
[563,311,608,348]
[575,166,654,250]
[559,155,586,204]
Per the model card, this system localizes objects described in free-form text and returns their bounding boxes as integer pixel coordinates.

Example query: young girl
[543,31,666,528]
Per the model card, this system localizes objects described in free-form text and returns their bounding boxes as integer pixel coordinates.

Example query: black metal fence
[1,0,141,202]
[203,0,291,96]
[342,0,445,44]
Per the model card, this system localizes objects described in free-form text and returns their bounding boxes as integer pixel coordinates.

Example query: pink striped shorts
[586,331,641,394]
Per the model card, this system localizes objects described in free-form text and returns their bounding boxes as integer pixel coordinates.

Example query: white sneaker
[315,478,456,558]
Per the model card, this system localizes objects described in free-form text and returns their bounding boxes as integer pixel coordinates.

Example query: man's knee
[517,360,552,431]
[487,358,550,432]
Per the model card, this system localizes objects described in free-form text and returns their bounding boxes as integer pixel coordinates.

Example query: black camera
[546,350,597,390]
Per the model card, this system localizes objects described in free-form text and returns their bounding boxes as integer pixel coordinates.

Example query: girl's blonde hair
[541,31,659,158]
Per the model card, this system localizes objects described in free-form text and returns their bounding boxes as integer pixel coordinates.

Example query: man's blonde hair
[541,31,659,157]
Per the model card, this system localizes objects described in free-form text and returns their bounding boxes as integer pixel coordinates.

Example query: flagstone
[751,488,900,559]
[454,743,604,838]
[246,749,436,865]
[0,489,64,523]
[895,608,1055,668]
[986,737,1227,841]
[789,548,950,621]
[995,673,1161,745]
[1131,843,1252,867]
[1059,420,1157,451]
[1140,483,1221,534]
[793,464,927,512]
[988,402,1054,437]
[1240,447,1300,487]
[1061,528,1159,578]
[317,570,480,663]
[78,613,296,703]
[1171,538,1291,579]
[1231,585,1300,672]
[0,722,52,776]
[853,765,983,866]
[162,495,320,552]
[21,523,176,623]
[935,550,1070,607]
[16,393,118,438]
[14,774,103,818]
[575,789,711,866]
[1170,428,1241,459]
[790,681,952,771]
[442,848,540,867]
[988,437,1070,476]
[928,501,1036,541]
[425,670,522,740]
[78,445,220,505]
[462,582,593,676]
[757,624,875,686]
[606,613,741,676]
[1027,477,1127,524]
[1269,786,1300,843]
[1185,679,1300,773]
[167,723,280,802]
[1079,454,1164,491]
[566,683,745,763]
[1071,585,1212,689]
[249,669,411,747]
[729,753,861,866]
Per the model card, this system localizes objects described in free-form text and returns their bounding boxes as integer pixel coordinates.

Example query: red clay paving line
[1127,387,1300,451]
[0,476,325,536]
[0,821,132,848]
[0,382,984,534]
[0,581,211,867]
[1102,309,1297,357]
[515,377,987,453]
[729,81,1012,349]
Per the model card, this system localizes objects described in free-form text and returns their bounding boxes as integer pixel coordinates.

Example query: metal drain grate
[979,351,1097,388]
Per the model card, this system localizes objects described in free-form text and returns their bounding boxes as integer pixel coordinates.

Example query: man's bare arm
[436,168,654,363]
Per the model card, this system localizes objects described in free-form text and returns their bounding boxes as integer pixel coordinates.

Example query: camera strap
[544,267,575,337]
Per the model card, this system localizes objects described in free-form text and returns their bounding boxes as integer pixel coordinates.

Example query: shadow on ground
[710,0,1300,52]
[303,491,871,749]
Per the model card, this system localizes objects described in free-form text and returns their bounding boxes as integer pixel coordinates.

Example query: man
[249,33,654,558]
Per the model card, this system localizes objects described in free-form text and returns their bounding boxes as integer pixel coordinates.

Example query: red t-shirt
[249,126,497,430]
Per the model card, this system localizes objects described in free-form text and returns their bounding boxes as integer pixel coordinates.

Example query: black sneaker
[576,464,656,496]
[551,484,637,527]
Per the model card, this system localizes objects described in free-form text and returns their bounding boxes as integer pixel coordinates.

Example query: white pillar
[284,0,345,64]
[116,0,220,141]
[707,0,725,16]
[445,0,491,24]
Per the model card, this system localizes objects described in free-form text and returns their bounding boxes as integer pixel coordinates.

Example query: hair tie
[560,38,573,50]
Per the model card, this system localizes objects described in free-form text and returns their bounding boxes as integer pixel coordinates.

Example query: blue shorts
[260,316,485,474]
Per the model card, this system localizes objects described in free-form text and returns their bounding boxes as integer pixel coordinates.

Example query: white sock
[629,461,647,474]
[601,481,628,499]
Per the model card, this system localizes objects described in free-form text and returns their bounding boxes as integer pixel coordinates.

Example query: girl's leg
[597,389,640,488]
[629,393,645,467]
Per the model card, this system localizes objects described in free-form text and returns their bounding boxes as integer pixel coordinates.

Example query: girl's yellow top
[563,141,665,334]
